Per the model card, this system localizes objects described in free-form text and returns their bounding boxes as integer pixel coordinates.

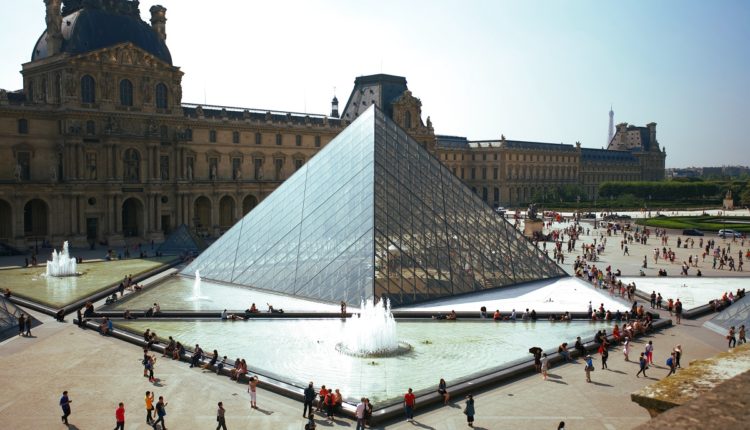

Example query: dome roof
[32,7,172,65]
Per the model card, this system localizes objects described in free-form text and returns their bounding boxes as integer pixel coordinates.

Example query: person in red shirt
[114,402,125,430]
[404,388,416,422]
[325,389,335,421]
[317,385,327,413]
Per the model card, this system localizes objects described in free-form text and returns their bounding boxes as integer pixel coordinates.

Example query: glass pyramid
[182,106,566,306]
[158,224,208,256]
[703,298,750,336]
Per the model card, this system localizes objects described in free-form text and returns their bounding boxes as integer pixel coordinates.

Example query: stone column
[153,147,159,180]
[115,195,122,233]
[155,194,162,231]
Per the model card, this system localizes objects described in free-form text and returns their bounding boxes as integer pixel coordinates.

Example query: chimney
[44,0,63,56]
[647,122,657,150]
[150,5,167,41]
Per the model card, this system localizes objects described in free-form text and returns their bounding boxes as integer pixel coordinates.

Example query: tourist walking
[623,338,631,361]
[248,376,260,409]
[59,390,72,425]
[584,355,594,382]
[728,326,737,348]
[152,396,168,430]
[114,402,125,430]
[303,381,315,418]
[645,340,654,365]
[636,353,648,378]
[673,345,682,368]
[145,391,155,424]
[216,402,227,430]
[739,325,746,344]
[674,299,683,324]
[438,378,450,404]
[541,353,549,380]
[464,394,475,427]
[601,345,609,369]
[403,387,416,422]
[24,314,32,336]
[666,353,677,377]
[355,398,366,430]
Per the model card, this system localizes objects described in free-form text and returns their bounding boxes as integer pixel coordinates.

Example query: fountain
[46,241,78,277]
[187,270,210,301]
[337,298,411,357]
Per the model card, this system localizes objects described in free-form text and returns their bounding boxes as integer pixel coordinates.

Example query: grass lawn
[636,215,750,233]
[0,256,177,309]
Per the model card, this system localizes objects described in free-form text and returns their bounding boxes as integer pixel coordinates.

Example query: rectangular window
[493,167,498,180]
[232,131,240,144]
[275,134,282,146]
[17,152,31,181]
[295,135,302,146]
[494,153,497,161]
[18,119,29,134]
[494,187,499,202]
[481,167,487,180]
[482,154,486,161]
[294,159,303,171]
[209,130,217,143]
[160,155,169,180]
[314,136,321,147]
[471,167,476,180]
[255,132,262,145]
[86,153,97,180]
[452,153,456,161]
[482,187,488,202]
[460,168,465,179]
[160,125,168,140]
[452,167,457,176]
[185,128,193,141]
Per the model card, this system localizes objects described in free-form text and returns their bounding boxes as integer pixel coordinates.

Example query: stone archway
[0,199,13,239]
[23,199,48,237]
[122,198,144,237]
[194,196,211,231]
[219,196,235,229]
[242,195,258,215]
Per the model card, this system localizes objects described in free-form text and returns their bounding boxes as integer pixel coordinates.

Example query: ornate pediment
[204,149,221,161]
[73,43,173,69]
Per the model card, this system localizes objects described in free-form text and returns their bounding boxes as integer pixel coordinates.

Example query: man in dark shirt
[59,391,72,424]
[303,381,316,418]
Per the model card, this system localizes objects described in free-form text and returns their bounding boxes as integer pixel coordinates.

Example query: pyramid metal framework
[0,297,23,334]
[182,106,566,306]
[157,224,208,256]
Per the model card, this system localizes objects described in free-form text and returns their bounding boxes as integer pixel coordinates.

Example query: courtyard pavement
[0,295,731,429]
[0,211,745,429]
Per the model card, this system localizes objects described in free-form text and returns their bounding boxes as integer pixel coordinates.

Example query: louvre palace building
[0,0,665,249]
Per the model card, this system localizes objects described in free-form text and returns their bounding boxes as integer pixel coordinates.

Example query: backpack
[666,357,673,367]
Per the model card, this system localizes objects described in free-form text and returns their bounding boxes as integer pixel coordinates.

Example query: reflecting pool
[1,257,175,308]
[619,277,748,310]
[109,275,344,312]
[118,318,613,404]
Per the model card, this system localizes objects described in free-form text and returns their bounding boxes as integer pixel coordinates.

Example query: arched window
[404,111,412,129]
[81,75,95,103]
[155,83,168,109]
[123,148,141,182]
[119,79,133,106]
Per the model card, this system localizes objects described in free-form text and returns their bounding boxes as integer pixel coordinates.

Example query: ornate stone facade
[0,1,665,249]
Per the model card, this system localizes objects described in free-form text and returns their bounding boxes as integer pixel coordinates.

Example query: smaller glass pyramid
[158,224,208,256]
[0,297,25,338]
[183,106,565,306]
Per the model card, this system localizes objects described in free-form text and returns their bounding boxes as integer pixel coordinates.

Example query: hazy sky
[2,0,748,168]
